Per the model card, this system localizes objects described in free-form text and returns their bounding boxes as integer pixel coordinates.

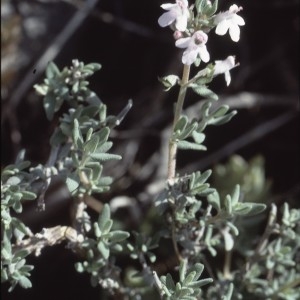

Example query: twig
[223,250,233,280]
[167,64,190,183]
[13,225,83,256]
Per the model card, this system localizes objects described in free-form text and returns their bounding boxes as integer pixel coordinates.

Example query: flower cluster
[158,0,245,75]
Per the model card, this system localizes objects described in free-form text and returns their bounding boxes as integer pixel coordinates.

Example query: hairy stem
[223,250,232,279]
[167,64,191,182]
[166,64,190,263]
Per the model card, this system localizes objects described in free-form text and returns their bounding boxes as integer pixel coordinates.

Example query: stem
[223,250,232,279]
[171,220,183,262]
[166,64,190,263]
[167,64,191,182]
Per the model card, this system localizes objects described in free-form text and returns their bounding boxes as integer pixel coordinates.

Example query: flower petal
[215,20,230,36]
[199,45,210,63]
[229,4,239,12]
[175,37,192,48]
[182,48,198,65]
[161,3,177,10]
[214,56,236,75]
[233,15,245,26]
[224,71,231,86]
[229,23,240,42]
[158,11,176,27]
[175,14,188,31]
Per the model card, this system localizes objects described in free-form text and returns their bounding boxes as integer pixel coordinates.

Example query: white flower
[214,56,238,86]
[214,4,245,42]
[158,0,190,32]
[175,30,210,65]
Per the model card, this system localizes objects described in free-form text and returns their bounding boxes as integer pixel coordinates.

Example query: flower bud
[173,30,183,40]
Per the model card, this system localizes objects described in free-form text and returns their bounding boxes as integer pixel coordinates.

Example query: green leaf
[177,140,207,151]
[227,222,239,236]
[225,195,233,215]
[13,200,22,213]
[231,184,240,206]
[212,105,229,118]
[1,248,10,260]
[97,176,113,186]
[72,81,79,93]
[46,62,60,79]
[206,0,219,16]
[189,278,213,288]
[84,63,102,72]
[75,262,84,273]
[191,183,210,195]
[102,220,113,234]
[195,0,207,14]
[93,222,102,238]
[174,115,188,133]
[96,141,113,153]
[95,127,110,146]
[195,170,212,185]
[222,282,234,300]
[179,259,188,282]
[98,204,111,230]
[191,84,218,100]
[209,110,237,126]
[178,287,193,297]
[86,128,94,141]
[99,104,107,122]
[159,74,179,91]
[147,251,156,263]
[1,269,8,281]
[43,94,56,120]
[192,131,205,144]
[97,241,110,259]
[18,276,32,289]
[108,231,130,243]
[81,105,100,118]
[73,119,83,149]
[233,203,253,216]
[6,176,21,185]
[12,219,31,238]
[21,191,36,200]
[183,271,196,286]
[33,84,48,96]
[178,122,198,140]
[207,191,221,211]
[190,263,204,280]
[84,134,99,153]
[86,162,102,181]
[90,153,121,162]
[245,203,267,216]
[66,176,80,193]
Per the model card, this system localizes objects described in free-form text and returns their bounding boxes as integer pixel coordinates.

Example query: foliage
[1,1,299,300]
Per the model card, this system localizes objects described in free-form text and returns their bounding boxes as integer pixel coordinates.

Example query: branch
[13,226,84,256]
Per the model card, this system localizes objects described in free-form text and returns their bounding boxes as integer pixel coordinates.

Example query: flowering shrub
[1,1,299,299]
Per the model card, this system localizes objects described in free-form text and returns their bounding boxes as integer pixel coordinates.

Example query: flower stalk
[167,64,191,182]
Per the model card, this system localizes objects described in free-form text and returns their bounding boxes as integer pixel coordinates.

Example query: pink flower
[175,31,210,65]
[158,0,190,32]
[214,4,245,42]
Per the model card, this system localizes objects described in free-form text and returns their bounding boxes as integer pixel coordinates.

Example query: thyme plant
[1,1,299,299]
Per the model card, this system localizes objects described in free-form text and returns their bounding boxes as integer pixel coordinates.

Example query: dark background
[1,0,299,299]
